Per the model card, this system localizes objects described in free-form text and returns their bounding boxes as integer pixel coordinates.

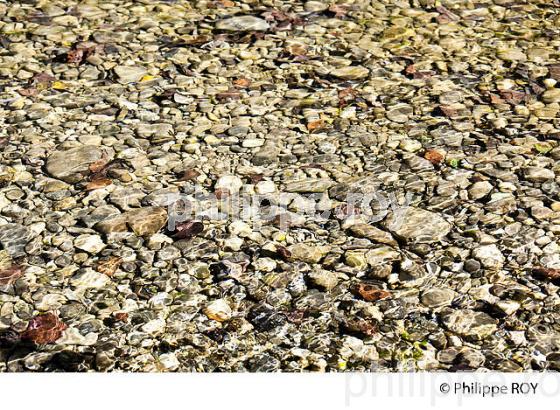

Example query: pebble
[308,269,339,291]
[288,243,330,264]
[74,234,106,254]
[330,66,369,80]
[255,181,276,194]
[285,179,333,193]
[46,145,103,183]
[386,103,413,123]
[215,175,244,193]
[158,353,180,371]
[468,181,493,200]
[345,251,368,270]
[385,207,452,244]
[472,244,505,269]
[443,310,498,340]
[70,269,111,289]
[216,16,270,32]
[542,88,560,104]
[126,207,168,236]
[0,224,32,258]
[114,65,148,84]
[204,299,232,322]
[421,288,456,308]
[348,223,398,246]
[524,167,555,182]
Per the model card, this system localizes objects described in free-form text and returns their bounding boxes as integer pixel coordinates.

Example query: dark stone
[247,304,286,331]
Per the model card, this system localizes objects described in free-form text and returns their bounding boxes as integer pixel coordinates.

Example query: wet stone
[442,310,498,341]
[472,245,504,270]
[247,304,286,332]
[348,223,398,246]
[45,145,103,183]
[524,167,555,183]
[113,65,148,84]
[330,66,369,80]
[288,243,330,264]
[0,224,33,258]
[126,207,168,236]
[385,207,452,244]
[216,16,270,32]
[421,288,456,308]
[74,234,105,254]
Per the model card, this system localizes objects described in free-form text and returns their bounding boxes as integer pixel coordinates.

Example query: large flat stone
[385,207,452,244]
[46,145,103,183]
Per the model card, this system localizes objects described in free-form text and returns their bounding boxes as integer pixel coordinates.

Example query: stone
[247,304,286,331]
[421,288,456,308]
[542,88,560,104]
[242,139,264,148]
[365,246,400,266]
[285,179,333,193]
[455,348,485,368]
[215,175,243,193]
[399,139,422,152]
[0,223,33,258]
[308,269,339,291]
[74,234,105,254]
[204,299,232,322]
[216,16,270,32]
[497,48,526,61]
[345,251,367,269]
[94,214,128,234]
[472,244,505,269]
[142,319,166,335]
[304,1,329,12]
[495,300,520,316]
[288,243,330,264]
[45,145,103,183]
[385,207,452,244]
[330,66,369,80]
[126,207,168,236]
[81,206,122,228]
[464,259,481,273]
[70,269,111,289]
[348,223,398,246]
[228,221,252,237]
[468,181,493,200]
[158,353,180,371]
[386,103,413,123]
[58,328,98,346]
[442,310,498,340]
[255,180,276,194]
[114,65,148,84]
[523,167,555,182]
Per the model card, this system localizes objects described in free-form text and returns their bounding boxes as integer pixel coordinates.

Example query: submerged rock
[442,310,498,341]
[0,224,33,258]
[330,66,369,80]
[385,207,452,244]
[216,16,269,32]
[46,145,103,183]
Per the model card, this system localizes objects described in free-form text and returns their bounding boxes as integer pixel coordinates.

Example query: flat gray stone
[442,310,498,341]
[216,16,270,32]
[0,224,33,258]
[421,288,456,308]
[385,207,452,244]
[114,65,148,84]
[330,66,369,80]
[284,179,333,193]
[46,145,103,183]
